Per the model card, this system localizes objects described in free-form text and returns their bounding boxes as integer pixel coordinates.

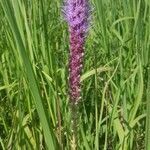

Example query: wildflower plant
[63,0,91,103]
[63,0,91,148]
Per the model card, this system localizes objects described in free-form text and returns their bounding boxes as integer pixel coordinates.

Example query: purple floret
[63,0,90,103]
[63,0,90,33]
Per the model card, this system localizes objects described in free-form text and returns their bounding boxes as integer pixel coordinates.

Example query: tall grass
[0,0,149,149]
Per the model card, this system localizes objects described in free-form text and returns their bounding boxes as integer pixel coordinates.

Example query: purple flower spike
[63,0,91,103]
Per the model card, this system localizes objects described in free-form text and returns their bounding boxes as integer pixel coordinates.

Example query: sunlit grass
[0,0,150,149]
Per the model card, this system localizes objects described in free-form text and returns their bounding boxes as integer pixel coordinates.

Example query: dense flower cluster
[63,0,90,102]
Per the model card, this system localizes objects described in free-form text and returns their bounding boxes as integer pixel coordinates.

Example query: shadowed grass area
[0,0,150,149]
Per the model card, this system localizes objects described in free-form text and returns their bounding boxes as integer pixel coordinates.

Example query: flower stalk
[63,0,91,148]
[63,0,91,103]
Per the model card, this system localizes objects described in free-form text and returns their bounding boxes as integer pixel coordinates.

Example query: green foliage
[0,0,149,149]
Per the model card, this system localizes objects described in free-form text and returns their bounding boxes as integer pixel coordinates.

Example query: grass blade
[0,0,56,149]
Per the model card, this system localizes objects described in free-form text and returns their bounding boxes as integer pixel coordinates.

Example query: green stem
[146,65,150,150]
[70,103,78,150]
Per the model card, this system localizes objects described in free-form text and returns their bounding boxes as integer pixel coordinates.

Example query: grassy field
[0,0,150,149]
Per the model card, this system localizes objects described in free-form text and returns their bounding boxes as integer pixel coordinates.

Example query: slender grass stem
[145,66,150,150]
